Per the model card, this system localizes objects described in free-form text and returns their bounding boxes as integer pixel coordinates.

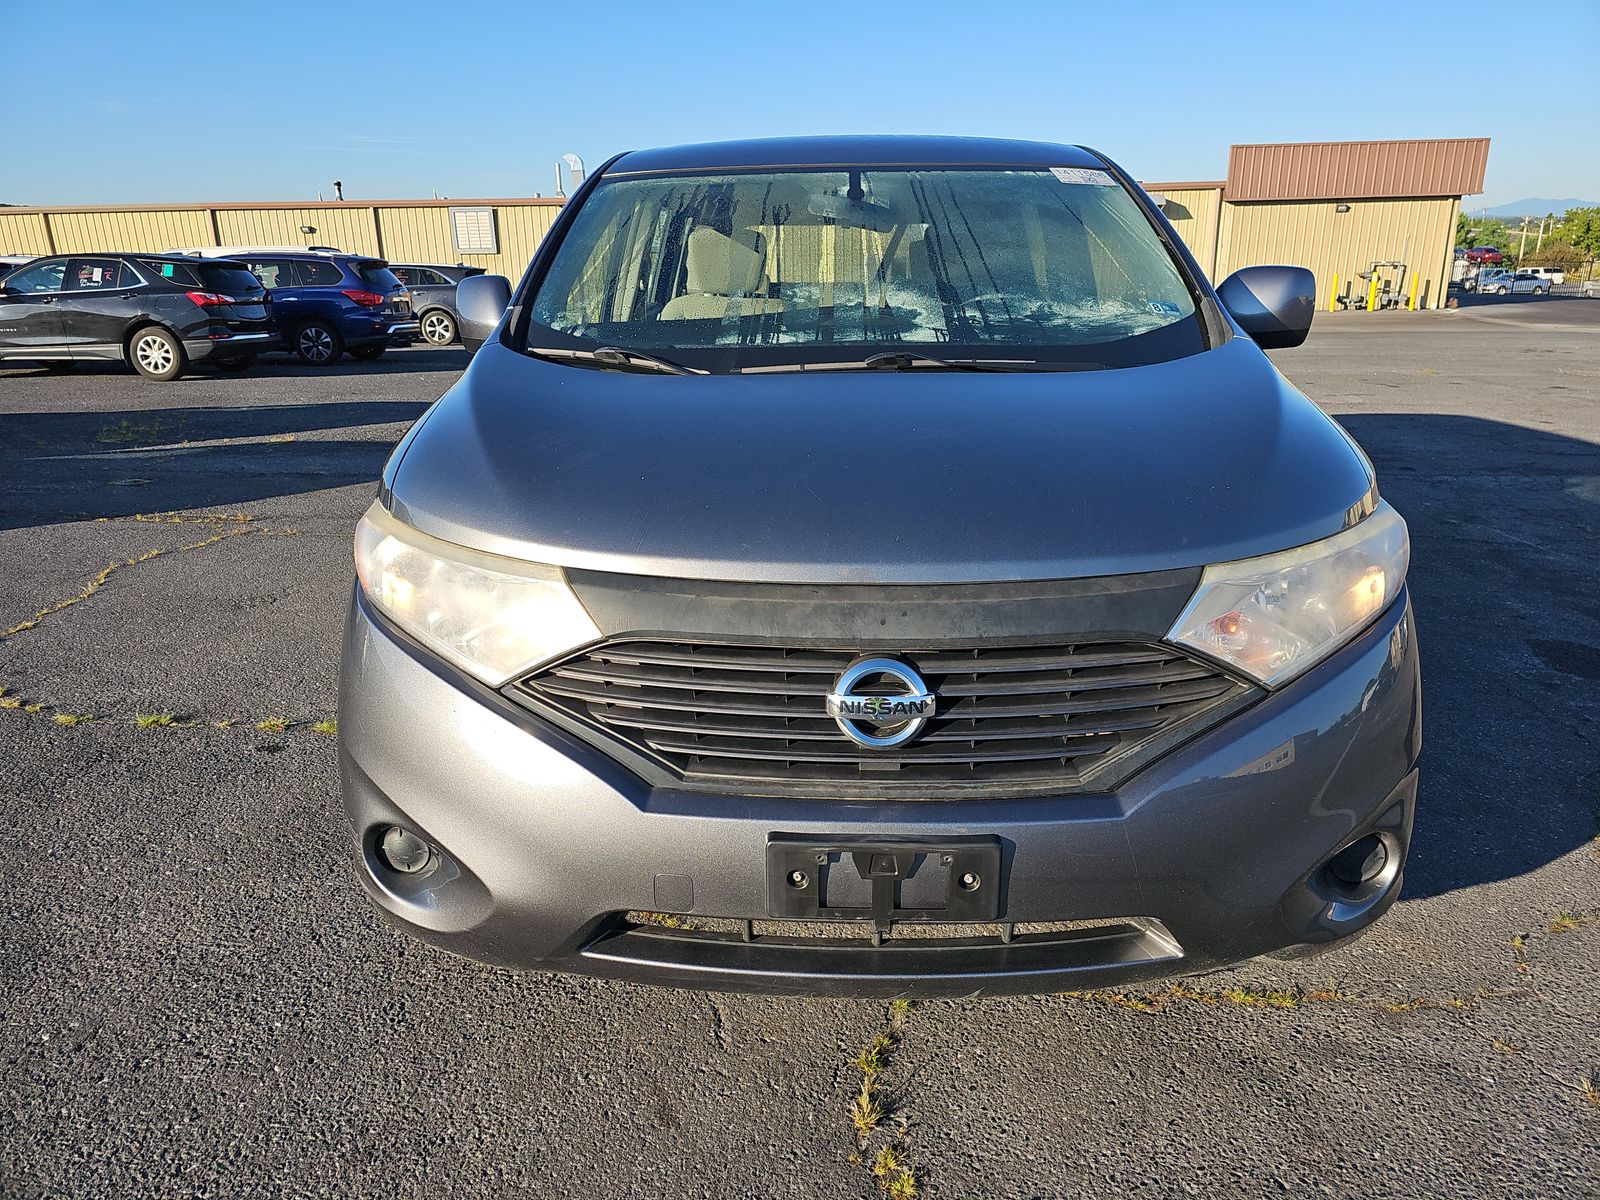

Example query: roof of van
[607,135,1107,175]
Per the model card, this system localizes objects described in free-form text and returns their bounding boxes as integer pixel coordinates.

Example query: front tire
[420,310,456,345]
[293,320,342,365]
[349,345,386,362]
[129,327,185,381]
[1495,286,1508,295]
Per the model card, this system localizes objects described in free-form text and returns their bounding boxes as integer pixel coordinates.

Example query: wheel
[1535,286,1547,296]
[212,356,254,371]
[1495,286,1508,295]
[293,320,342,365]
[420,309,456,345]
[129,326,186,381]
[349,345,386,362]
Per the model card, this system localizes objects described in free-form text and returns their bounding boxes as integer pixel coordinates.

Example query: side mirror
[1217,265,1315,350]
[457,273,512,355]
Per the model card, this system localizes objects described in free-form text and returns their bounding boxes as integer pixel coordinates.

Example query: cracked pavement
[2,315,1597,1197]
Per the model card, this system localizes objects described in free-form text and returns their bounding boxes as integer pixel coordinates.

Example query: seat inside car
[659,228,784,320]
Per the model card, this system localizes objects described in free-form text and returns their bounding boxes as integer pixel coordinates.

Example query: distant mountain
[1473,198,1597,218]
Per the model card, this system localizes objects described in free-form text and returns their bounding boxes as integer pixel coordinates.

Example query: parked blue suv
[178,249,418,364]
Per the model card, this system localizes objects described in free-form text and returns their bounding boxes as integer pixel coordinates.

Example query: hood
[387,338,1372,584]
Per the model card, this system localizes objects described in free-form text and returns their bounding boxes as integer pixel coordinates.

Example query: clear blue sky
[6,0,1596,209]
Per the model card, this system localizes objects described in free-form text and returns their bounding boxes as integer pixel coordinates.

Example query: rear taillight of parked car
[343,289,386,307]
[185,290,237,307]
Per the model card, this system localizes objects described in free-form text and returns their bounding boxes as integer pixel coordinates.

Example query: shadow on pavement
[1336,413,1600,900]
[0,401,430,528]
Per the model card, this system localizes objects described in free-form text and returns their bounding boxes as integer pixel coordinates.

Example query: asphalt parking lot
[2,304,1597,1198]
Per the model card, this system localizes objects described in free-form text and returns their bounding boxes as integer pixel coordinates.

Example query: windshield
[525,167,1204,372]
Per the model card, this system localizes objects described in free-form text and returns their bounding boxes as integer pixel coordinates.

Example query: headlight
[354,504,599,686]
[1167,502,1408,688]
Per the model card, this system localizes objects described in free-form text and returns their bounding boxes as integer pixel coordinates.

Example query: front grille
[507,639,1256,797]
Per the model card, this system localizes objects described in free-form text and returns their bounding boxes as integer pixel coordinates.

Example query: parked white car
[1520,266,1566,285]
[1582,278,1599,297]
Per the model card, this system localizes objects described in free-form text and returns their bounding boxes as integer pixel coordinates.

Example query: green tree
[1524,240,1577,269]
[1457,213,1513,253]
[1552,207,1600,260]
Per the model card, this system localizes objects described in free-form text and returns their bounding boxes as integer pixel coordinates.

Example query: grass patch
[52,712,91,726]
[0,695,20,710]
[1549,912,1597,934]
[23,703,43,714]
[872,1145,918,1199]
[1582,1075,1600,1110]
[311,719,338,736]
[135,712,177,729]
[95,417,166,445]
[255,717,289,733]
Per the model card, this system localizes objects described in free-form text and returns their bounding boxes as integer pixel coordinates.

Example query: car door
[244,257,307,337]
[0,257,68,351]
[59,257,145,352]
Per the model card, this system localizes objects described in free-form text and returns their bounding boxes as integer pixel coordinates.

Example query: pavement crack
[2,521,263,641]
[846,1000,920,1198]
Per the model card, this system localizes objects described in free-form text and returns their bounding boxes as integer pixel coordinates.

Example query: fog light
[377,825,434,875]
[1325,834,1388,888]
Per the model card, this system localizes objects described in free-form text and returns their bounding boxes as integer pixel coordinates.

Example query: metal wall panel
[0,211,56,256]
[39,209,214,254]
[1216,196,1458,310]
[214,207,380,255]
[0,200,566,280]
[1147,186,1224,281]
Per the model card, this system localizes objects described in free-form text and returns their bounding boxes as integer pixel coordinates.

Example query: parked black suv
[388,263,485,345]
[0,253,273,380]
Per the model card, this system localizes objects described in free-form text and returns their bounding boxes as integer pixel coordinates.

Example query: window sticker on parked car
[1049,166,1116,186]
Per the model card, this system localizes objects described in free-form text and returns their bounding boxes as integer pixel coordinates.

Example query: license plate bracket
[766,834,1002,933]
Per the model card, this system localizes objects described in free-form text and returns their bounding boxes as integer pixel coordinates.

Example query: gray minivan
[339,136,1420,997]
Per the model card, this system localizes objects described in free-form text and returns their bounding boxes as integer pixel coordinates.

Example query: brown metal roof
[1225,139,1489,202]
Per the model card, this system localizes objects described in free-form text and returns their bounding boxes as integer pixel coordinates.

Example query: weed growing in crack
[52,712,92,726]
[256,717,289,733]
[311,719,338,736]
[135,713,178,729]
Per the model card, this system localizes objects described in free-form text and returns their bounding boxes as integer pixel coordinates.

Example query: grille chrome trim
[507,638,1258,798]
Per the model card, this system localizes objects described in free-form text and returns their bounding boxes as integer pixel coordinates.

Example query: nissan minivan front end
[337,136,1420,997]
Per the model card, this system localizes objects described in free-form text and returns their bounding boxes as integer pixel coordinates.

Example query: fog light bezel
[1318,829,1402,923]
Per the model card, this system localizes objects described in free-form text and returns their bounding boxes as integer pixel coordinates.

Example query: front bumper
[338,588,1421,997]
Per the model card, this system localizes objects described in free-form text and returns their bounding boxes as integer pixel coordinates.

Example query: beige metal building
[0,138,1487,310]
[1146,138,1489,311]
[0,198,564,284]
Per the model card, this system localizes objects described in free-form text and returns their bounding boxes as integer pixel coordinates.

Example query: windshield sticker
[1147,300,1182,317]
[1049,166,1116,186]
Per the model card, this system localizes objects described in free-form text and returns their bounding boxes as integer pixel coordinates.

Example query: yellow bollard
[1329,274,1340,312]
[1408,272,1419,311]
[1367,274,1380,312]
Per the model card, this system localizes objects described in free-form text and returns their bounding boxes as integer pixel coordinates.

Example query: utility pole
[1517,216,1532,263]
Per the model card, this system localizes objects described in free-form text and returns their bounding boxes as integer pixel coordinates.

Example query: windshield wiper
[528,345,700,375]
[799,352,1104,373]
[862,351,999,372]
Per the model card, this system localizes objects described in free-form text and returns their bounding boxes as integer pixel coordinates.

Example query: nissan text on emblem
[825,658,936,749]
